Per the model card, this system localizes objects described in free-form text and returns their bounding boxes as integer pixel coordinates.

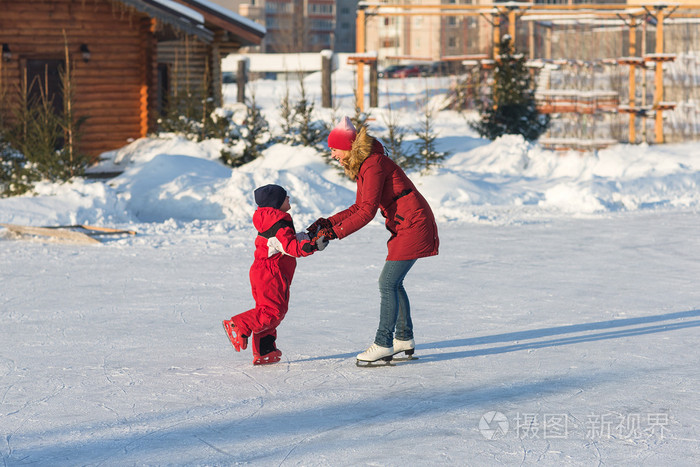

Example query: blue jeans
[374,259,417,347]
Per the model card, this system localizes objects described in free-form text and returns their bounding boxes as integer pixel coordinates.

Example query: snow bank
[1,77,699,231]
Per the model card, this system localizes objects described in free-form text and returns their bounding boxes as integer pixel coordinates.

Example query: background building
[235,0,352,52]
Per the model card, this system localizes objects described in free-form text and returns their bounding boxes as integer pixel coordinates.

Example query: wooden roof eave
[173,0,266,46]
[119,0,215,42]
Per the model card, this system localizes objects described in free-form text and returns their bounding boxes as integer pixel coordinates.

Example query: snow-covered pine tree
[278,77,294,143]
[382,104,411,169]
[220,89,270,168]
[293,77,325,147]
[412,105,448,173]
[0,133,31,197]
[3,35,88,195]
[351,100,371,132]
[240,90,270,164]
[471,35,549,141]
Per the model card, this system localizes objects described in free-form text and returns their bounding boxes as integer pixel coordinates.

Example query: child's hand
[315,235,329,251]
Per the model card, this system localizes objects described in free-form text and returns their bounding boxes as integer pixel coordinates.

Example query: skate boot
[253,334,282,365]
[356,343,394,367]
[392,338,416,360]
[222,319,248,351]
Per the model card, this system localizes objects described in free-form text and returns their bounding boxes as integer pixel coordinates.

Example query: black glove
[316,226,337,241]
[307,217,332,236]
[315,235,329,251]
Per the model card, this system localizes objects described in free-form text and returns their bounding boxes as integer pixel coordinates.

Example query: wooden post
[140,18,157,138]
[492,11,501,59]
[321,50,332,108]
[654,6,665,144]
[628,17,637,144]
[369,59,378,108]
[508,7,516,43]
[211,31,223,108]
[641,19,648,143]
[356,7,366,112]
[236,57,247,104]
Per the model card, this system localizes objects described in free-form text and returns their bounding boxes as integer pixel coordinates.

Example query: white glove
[315,235,329,251]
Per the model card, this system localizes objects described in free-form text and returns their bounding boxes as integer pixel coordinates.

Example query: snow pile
[2,106,700,232]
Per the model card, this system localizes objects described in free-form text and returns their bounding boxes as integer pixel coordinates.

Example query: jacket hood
[253,207,291,232]
[342,125,377,181]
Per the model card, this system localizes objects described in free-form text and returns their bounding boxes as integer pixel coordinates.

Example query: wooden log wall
[158,35,240,109]
[158,38,211,104]
[0,0,157,161]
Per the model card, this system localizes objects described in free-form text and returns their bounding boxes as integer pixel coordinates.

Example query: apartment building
[230,0,358,52]
[365,0,487,65]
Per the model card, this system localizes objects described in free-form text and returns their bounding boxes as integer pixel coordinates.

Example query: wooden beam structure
[354,2,700,144]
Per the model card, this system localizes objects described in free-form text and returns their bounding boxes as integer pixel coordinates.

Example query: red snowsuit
[231,207,316,355]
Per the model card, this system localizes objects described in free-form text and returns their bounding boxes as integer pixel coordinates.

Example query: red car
[392,65,422,78]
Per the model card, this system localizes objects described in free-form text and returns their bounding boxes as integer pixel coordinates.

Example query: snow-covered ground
[1,70,700,465]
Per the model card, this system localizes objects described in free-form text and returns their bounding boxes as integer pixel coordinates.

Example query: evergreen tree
[471,36,549,141]
[381,105,411,169]
[293,78,325,147]
[276,74,327,149]
[278,80,294,143]
[351,103,371,132]
[412,106,448,173]
[221,89,270,168]
[2,37,88,196]
[0,133,33,197]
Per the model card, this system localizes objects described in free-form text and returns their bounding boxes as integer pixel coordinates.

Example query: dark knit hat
[254,184,287,209]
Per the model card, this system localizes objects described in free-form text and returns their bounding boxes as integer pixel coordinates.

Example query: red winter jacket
[329,128,439,261]
[253,207,316,263]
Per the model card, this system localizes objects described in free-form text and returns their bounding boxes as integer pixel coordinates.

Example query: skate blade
[356,357,394,368]
[391,355,418,362]
[390,349,417,361]
[253,351,282,365]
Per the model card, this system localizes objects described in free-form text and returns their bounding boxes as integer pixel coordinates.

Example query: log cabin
[0,0,265,162]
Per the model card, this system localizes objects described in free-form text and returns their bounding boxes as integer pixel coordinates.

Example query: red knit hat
[327,116,357,150]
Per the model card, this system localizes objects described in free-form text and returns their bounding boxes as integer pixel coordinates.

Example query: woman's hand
[316,226,338,241]
[306,217,332,236]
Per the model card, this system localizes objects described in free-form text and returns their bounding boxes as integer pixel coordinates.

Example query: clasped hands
[306,217,337,251]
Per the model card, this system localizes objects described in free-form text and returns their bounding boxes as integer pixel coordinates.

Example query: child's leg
[236,261,290,336]
[251,328,278,356]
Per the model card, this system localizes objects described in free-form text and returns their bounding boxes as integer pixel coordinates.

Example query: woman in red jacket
[309,117,439,364]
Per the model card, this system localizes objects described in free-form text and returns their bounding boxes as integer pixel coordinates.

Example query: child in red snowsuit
[223,184,328,365]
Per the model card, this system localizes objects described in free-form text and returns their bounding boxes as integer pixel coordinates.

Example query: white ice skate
[392,338,417,360]
[356,344,394,367]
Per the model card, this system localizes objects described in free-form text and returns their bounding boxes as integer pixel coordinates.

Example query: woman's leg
[374,259,417,347]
